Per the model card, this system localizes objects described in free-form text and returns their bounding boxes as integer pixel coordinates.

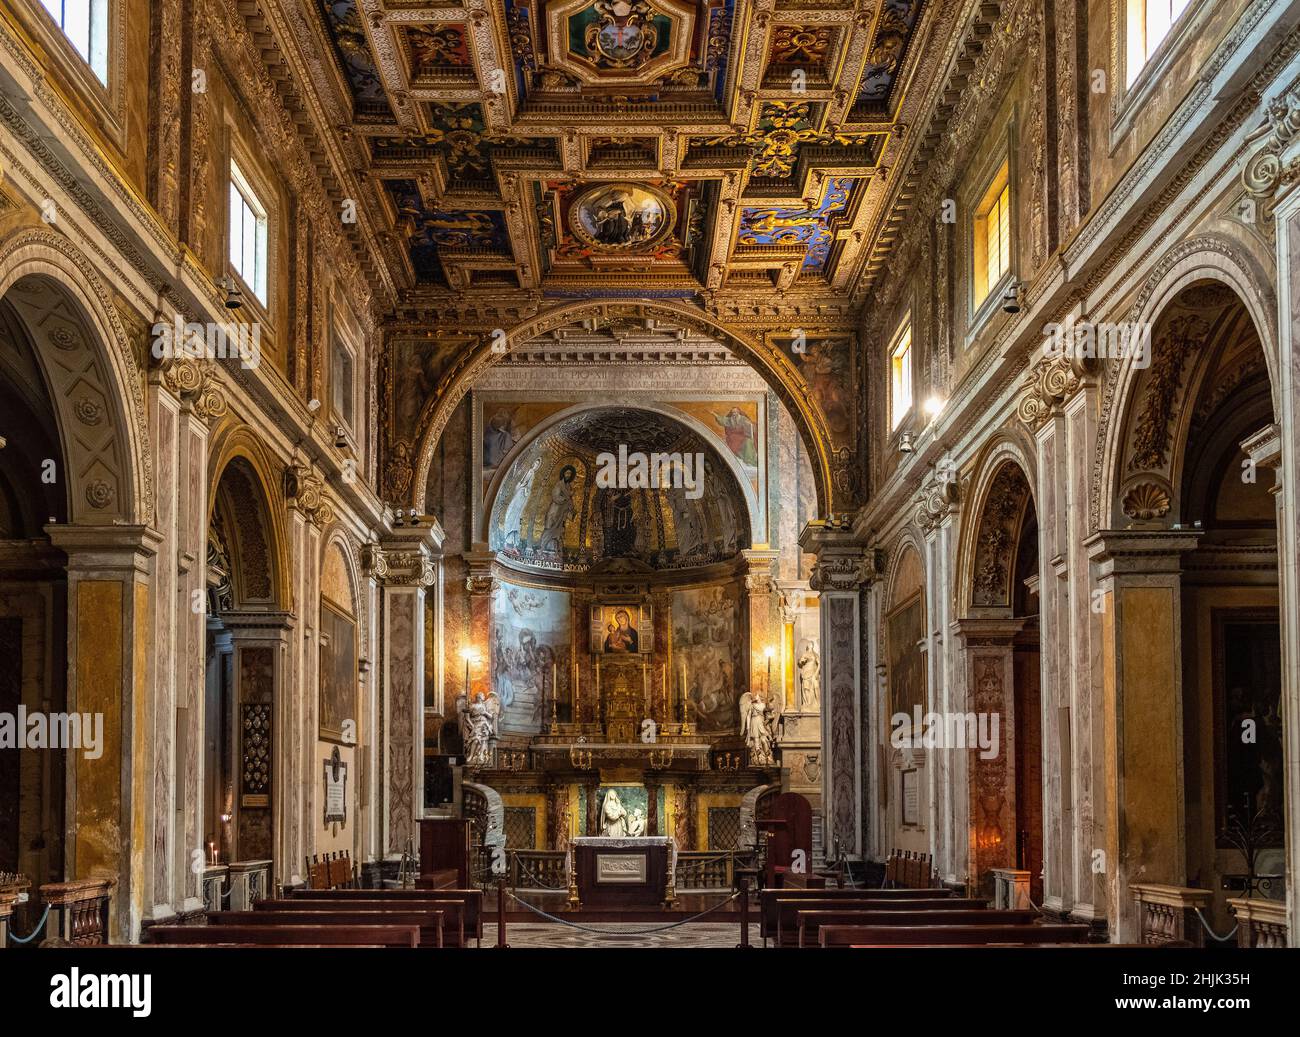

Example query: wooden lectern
[417,818,471,889]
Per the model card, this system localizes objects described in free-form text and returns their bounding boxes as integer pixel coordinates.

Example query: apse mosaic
[487,408,750,572]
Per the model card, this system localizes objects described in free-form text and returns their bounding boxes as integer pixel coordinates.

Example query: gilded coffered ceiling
[300,0,934,307]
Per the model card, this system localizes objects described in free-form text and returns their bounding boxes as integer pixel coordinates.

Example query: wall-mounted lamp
[221,276,243,310]
[898,431,914,454]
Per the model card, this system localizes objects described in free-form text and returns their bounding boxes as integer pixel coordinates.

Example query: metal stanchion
[737,877,750,948]
[496,877,509,948]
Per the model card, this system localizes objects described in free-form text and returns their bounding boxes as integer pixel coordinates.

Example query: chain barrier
[504,889,741,936]
[511,856,567,890]
[7,904,51,945]
[1193,907,1239,944]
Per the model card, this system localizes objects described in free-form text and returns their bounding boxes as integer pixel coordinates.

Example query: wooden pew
[142,924,420,948]
[285,888,484,945]
[759,887,959,942]
[819,923,1089,947]
[770,895,987,945]
[793,908,1036,948]
[252,897,464,947]
[216,909,445,948]
[774,897,989,946]
[416,870,460,890]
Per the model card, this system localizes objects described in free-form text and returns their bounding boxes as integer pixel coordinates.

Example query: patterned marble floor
[482,922,762,948]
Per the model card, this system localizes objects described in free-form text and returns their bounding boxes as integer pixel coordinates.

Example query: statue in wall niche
[600,788,629,837]
[457,691,501,768]
[739,690,779,767]
[797,640,821,712]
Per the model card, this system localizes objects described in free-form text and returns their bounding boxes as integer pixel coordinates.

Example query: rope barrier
[1193,907,1239,944]
[504,889,741,936]
[512,857,567,890]
[7,904,51,945]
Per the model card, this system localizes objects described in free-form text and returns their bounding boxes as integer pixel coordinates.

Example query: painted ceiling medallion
[545,0,695,86]
[569,183,676,251]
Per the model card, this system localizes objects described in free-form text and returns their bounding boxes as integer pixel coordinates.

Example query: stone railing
[40,878,114,945]
[1228,897,1288,948]
[510,850,567,890]
[676,851,735,890]
[992,868,1032,910]
[1130,883,1212,947]
[201,864,229,913]
[228,859,273,909]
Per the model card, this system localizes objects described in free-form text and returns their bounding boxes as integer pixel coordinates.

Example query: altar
[570,836,677,908]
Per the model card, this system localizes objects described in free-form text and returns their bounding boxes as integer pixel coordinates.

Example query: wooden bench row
[141,888,483,949]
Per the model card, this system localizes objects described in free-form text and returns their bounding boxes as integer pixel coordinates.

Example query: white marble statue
[600,788,629,837]
[738,689,778,766]
[456,690,501,767]
[797,639,821,711]
[627,807,647,837]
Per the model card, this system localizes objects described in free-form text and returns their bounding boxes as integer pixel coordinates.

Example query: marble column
[222,611,292,882]
[1245,129,1300,944]
[951,618,1024,898]
[740,549,780,700]
[463,547,496,702]
[801,522,877,860]
[1018,352,1102,925]
[144,354,222,922]
[1085,530,1200,942]
[775,582,823,854]
[379,526,445,857]
[916,465,963,884]
[45,524,161,941]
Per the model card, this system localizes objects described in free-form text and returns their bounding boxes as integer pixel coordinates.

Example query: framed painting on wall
[591,603,653,654]
[319,602,358,745]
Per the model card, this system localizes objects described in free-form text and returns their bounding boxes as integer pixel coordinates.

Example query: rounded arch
[207,427,292,611]
[1093,235,1279,531]
[883,529,928,614]
[957,438,1038,617]
[0,229,153,524]
[409,299,839,518]
[319,528,363,622]
[479,399,763,546]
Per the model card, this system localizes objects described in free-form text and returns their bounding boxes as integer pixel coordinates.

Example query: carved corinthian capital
[1015,351,1088,429]
[914,468,961,535]
[284,461,334,527]
[153,353,228,422]
[1243,86,1300,203]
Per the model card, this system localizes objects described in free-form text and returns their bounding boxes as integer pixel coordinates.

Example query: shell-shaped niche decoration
[1122,481,1171,523]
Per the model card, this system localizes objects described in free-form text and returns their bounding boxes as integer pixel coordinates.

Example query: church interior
[1,0,1300,969]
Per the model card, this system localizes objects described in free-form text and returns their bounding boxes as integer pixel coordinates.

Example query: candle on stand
[680,659,687,720]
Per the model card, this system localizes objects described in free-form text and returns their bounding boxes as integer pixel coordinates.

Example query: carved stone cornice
[379,528,442,588]
[738,549,779,593]
[1015,351,1092,430]
[464,547,498,596]
[801,521,880,594]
